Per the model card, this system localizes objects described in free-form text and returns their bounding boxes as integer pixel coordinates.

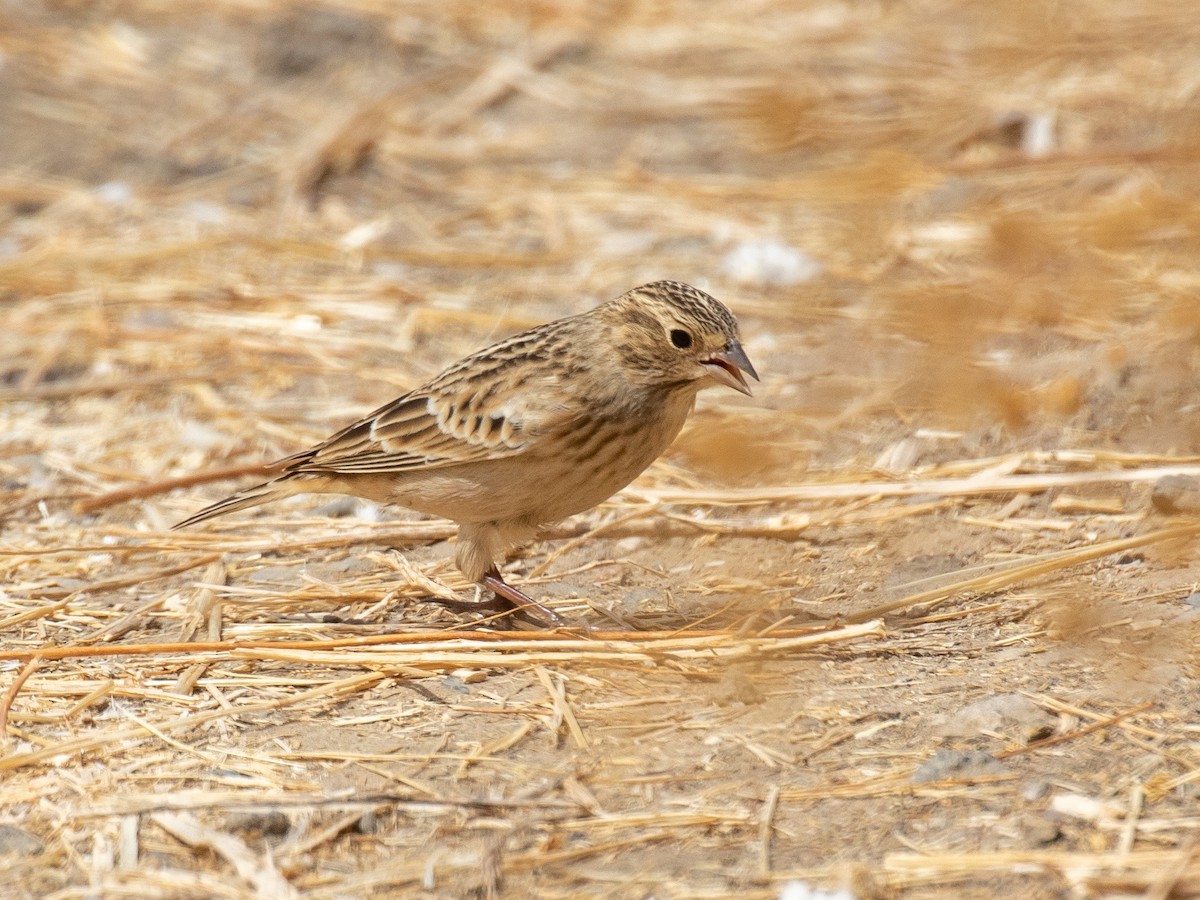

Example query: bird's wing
[280,367,571,477]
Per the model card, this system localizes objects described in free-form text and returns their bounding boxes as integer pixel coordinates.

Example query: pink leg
[424,566,566,628]
[480,566,567,628]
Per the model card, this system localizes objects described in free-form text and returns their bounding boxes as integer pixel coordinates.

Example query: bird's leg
[480,566,567,628]
[423,567,566,628]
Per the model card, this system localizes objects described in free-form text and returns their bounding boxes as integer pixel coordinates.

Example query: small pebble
[356,810,377,834]
[941,693,1055,743]
[224,810,292,836]
[248,565,301,583]
[777,880,855,900]
[0,825,43,857]
[1023,779,1051,801]
[913,749,1009,783]
[1016,812,1061,846]
[1151,475,1200,514]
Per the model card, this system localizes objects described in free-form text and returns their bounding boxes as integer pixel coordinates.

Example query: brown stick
[0,374,212,403]
[74,463,276,514]
[0,657,42,738]
[29,553,224,601]
[0,625,847,663]
[996,703,1154,759]
[847,522,1200,623]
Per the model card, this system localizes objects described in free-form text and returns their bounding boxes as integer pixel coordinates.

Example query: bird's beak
[701,340,759,397]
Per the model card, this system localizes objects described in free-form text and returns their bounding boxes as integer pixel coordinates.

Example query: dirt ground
[3,1,1200,897]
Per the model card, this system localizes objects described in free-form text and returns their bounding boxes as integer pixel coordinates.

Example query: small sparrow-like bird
[176,281,757,626]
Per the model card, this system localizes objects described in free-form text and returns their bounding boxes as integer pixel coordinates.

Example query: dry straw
[4,0,1200,896]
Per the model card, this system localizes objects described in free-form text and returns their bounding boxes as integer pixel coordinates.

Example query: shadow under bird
[175,280,758,627]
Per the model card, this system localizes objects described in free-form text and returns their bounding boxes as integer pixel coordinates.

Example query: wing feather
[277,330,578,478]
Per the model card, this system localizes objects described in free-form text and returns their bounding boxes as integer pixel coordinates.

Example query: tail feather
[173,480,294,530]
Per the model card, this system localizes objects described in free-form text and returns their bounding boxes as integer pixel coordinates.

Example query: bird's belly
[382,391,696,526]
[388,432,666,526]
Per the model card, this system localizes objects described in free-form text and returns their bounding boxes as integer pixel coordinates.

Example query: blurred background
[5,2,1200,896]
[6,0,1200,483]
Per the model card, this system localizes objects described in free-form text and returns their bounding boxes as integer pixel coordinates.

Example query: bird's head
[605,281,759,397]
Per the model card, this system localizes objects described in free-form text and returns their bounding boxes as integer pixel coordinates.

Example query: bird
[175,280,758,627]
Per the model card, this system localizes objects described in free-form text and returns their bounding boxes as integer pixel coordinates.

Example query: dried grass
[4,0,1200,896]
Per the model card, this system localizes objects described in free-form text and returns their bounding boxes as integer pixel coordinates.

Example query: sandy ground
[2,1,1200,897]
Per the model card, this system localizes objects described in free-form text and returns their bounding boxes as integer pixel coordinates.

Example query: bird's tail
[173,479,296,530]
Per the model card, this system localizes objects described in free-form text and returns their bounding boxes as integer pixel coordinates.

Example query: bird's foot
[425,567,567,629]
[481,567,568,628]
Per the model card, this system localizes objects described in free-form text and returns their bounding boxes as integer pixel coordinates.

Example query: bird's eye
[670,329,693,349]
